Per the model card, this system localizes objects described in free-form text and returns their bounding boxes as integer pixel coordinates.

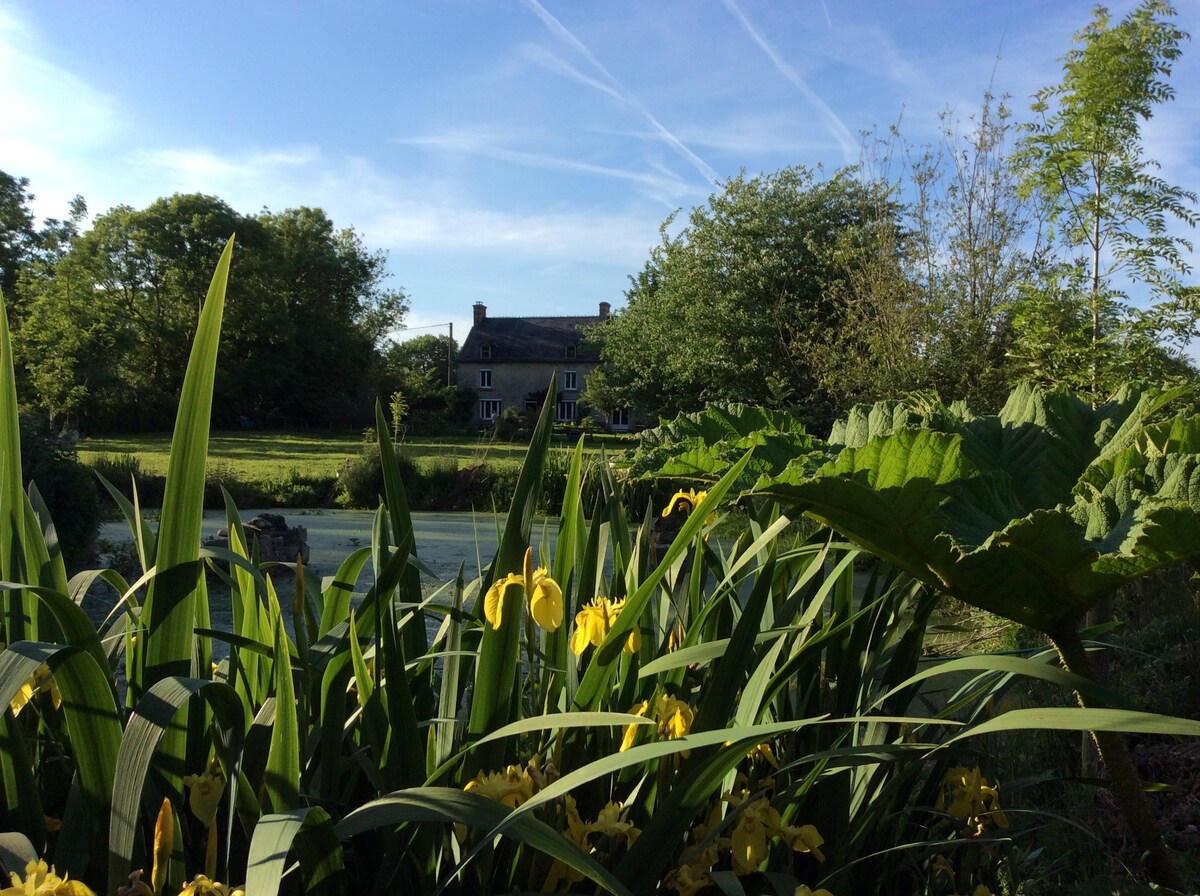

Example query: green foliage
[17,415,100,569]
[589,166,898,430]
[0,170,37,303]
[4,244,1200,896]
[12,191,408,430]
[1013,1,1199,399]
[376,333,459,425]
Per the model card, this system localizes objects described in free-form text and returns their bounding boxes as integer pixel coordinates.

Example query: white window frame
[480,399,502,420]
[563,370,578,391]
[565,343,578,360]
[479,369,492,389]
[556,400,577,423]
[481,343,493,359]
[611,407,630,430]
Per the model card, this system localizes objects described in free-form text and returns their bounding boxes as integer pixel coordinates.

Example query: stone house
[456,301,633,431]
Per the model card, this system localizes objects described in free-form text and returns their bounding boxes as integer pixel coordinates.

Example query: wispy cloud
[720,0,859,163]
[393,130,694,203]
[135,143,657,263]
[521,0,720,186]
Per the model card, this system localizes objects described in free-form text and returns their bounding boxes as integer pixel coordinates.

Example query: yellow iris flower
[660,489,709,518]
[177,876,244,896]
[937,766,1008,829]
[183,757,226,828]
[483,546,563,632]
[730,797,783,875]
[151,798,173,896]
[9,664,62,716]
[591,801,640,845]
[463,765,534,808]
[569,597,640,656]
[620,694,694,752]
[0,859,94,896]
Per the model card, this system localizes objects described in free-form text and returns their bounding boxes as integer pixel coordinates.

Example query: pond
[94,509,565,656]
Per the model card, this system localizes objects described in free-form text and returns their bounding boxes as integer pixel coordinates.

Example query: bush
[19,414,101,568]
[335,432,384,508]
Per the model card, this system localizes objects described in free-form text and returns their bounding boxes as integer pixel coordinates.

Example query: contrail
[819,0,832,28]
[722,0,858,162]
[522,0,720,186]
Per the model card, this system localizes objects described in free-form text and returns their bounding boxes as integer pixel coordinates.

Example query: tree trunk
[1048,626,1182,891]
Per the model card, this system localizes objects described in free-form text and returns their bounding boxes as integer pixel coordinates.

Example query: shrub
[335,429,384,508]
[19,413,101,568]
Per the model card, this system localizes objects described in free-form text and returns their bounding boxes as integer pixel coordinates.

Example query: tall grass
[1,244,1198,895]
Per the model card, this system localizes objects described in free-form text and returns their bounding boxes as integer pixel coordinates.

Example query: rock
[205,513,310,566]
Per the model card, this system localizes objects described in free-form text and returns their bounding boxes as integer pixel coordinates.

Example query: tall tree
[1013,1,1198,400]
[588,166,897,429]
[0,171,37,304]
[375,333,459,420]
[15,194,408,430]
[251,207,407,426]
[816,94,1050,413]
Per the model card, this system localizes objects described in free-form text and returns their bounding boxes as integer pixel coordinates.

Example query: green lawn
[79,429,630,479]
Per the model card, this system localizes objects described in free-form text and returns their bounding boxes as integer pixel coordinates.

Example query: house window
[481,344,493,360]
[480,399,502,421]
[565,343,578,360]
[479,369,492,389]
[563,370,578,391]
[525,400,539,413]
[611,408,630,430]
[556,400,577,423]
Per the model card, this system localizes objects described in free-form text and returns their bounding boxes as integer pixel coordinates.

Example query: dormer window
[565,343,578,360]
[481,343,493,360]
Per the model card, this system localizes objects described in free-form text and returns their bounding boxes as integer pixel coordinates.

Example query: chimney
[599,301,611,319]
[473,302,487,325]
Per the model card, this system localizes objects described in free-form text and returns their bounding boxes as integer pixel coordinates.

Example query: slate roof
[459,315,602,363]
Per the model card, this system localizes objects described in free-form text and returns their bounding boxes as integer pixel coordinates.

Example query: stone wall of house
[457,361,596,423]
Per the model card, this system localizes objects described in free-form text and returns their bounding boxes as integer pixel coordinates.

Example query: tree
[248,207,407,427]
[588,166,898,430]
[15,194,408,430]
[1013,1,1199,400]
[815,94,1050,413]
[375,333,459,422]
[0,170,37,305]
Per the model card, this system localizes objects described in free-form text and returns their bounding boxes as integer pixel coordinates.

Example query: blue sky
[3,0,1200,346]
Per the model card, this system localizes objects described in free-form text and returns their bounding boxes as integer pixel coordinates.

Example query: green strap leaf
[0,641,122,883]
[333,788,633,896]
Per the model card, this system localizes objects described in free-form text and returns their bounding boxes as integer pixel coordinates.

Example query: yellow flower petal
[529,569,563,632]
[151,798,174,896]
[620,700,650,752]
[484,573,522,629]
[623,625,641,655]
[571,600,609,654]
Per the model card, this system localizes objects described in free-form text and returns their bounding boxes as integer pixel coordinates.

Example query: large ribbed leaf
[0,294,30,637]
[757,384,1200,636]
[466,377,556,769]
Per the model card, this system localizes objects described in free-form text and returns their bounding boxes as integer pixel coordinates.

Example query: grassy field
[78,429,632,478]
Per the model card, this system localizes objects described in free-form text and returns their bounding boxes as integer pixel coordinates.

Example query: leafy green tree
[589,166,897,430]
[376,333,458,422]
[817,94,1049,413]
[1013,1,1199,400]
[250,207,407,427]
[15,195,408,430]
[0,170,36,304]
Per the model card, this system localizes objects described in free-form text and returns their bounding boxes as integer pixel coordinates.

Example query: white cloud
[0,5,121,218]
